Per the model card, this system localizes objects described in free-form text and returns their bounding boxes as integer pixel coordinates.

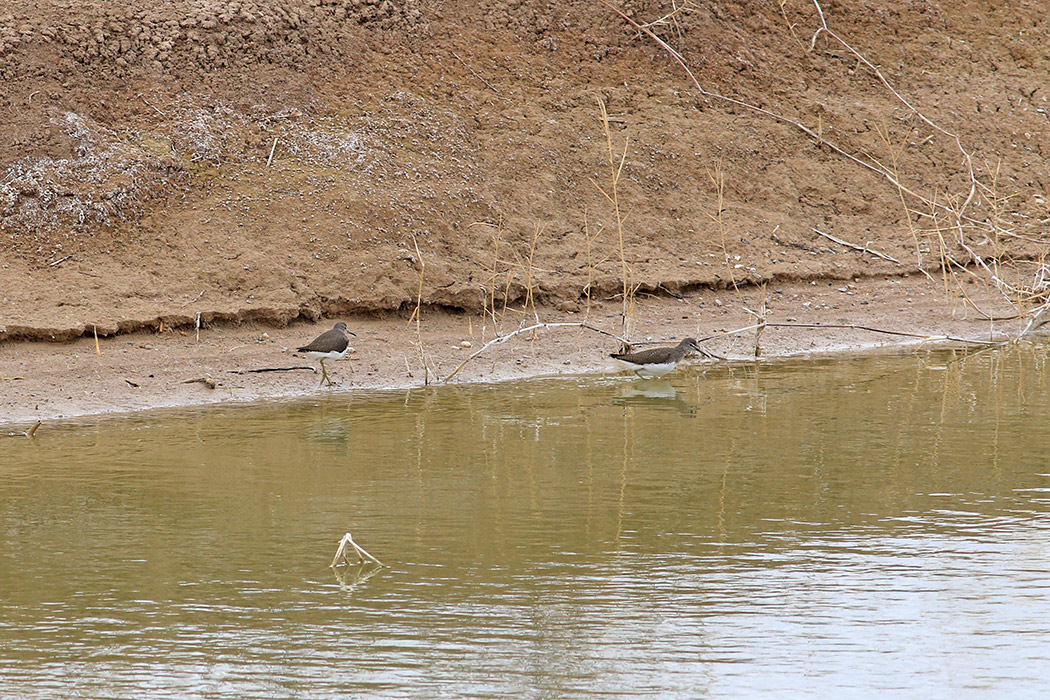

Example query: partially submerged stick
[6,421,41,439]
[744,284,769,358]
[330,532,384,568]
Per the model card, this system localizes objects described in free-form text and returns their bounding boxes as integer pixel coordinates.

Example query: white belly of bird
[305,348,348,362]
[613,358,677,378]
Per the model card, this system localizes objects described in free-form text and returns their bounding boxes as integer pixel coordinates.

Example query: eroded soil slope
[2,0,1050,342]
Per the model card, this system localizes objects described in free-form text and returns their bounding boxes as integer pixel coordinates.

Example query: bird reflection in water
[612,379,698,418]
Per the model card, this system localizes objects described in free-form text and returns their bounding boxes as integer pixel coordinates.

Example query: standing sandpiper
[298,322,355,386]
[610,337,703,378]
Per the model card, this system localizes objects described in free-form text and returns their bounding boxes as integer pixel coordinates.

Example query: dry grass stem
[704,160,742,303]
[638,0,692,44]
[520,225,543,331]
[469,220,506,340]
[471,219,556,340]
[582,208,599,316]
[405,232,435,385]
[592,97,635,339]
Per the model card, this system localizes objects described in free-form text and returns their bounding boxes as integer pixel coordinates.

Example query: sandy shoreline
[5,1,1050,436]
[0,275,1032,429]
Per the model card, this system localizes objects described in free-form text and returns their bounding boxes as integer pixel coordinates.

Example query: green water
[3,346,1050,698]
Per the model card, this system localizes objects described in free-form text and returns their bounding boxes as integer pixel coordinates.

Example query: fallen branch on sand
[702,320,1003,350]
[813,229,901,264]
[442,322,628,383]
[227,365,317,375]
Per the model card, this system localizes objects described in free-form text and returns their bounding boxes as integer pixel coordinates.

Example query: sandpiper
[298,322,355,386]
[610,337,703,378]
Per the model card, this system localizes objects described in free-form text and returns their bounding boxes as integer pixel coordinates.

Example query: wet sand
[0,275,1031,428]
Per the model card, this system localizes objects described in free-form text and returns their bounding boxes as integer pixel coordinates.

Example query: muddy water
[3,346,1050,698]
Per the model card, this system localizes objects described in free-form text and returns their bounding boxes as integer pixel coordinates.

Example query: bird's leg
[319,358,332,386]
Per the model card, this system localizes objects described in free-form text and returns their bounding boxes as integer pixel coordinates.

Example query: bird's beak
[348,331,357,337]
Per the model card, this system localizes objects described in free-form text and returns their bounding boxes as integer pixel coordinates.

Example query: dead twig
[1011,305,1050,343]
[762,322,999,345]
[266,137,279,167]
[451,51,501,94]
[330,532,384,567]
[692,321,1002,350]
[813,228,901,264]
[10,421,42,439]
[443,322,629,383]
[137,93,166,116]
[656,283,685,300]
[745,284,769,358]
[227,365,317,374]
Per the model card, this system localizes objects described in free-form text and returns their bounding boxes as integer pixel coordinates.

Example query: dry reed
[591,97,636,339]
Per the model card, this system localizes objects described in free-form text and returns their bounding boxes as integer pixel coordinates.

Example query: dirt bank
[2,1,1049,421]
